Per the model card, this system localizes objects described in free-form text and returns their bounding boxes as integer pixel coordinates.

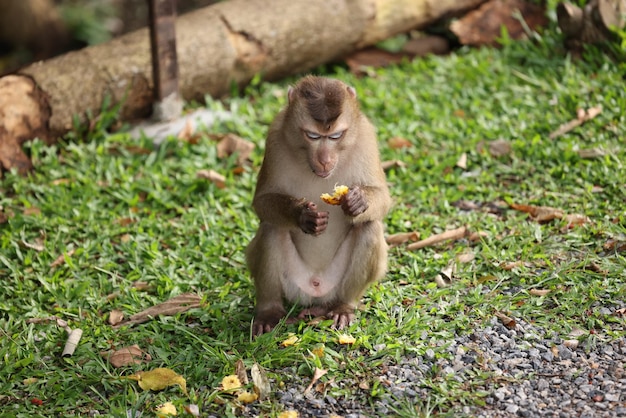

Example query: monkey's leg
[327,221,387,329]
[246,224,290,336]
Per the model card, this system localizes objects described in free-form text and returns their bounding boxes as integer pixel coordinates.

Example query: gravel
[232,308,625,418]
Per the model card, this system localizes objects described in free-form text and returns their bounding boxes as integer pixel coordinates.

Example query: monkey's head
[285,76,359,179]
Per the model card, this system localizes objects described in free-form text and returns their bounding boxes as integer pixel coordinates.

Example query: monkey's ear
[288,86,296,103]
[347,86,357,98]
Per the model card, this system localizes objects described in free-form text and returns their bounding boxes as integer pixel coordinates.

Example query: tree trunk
[0,0,487,174]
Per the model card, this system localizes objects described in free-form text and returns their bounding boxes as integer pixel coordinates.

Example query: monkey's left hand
[341,186,368,217]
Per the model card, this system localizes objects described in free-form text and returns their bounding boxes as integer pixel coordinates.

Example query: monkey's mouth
[314,170,332,178]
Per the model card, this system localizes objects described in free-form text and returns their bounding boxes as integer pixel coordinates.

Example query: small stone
[604,393,620,402]
[542,351,554,362]
[537,379,549,391]
[506,404,519,414]
[425,349,435,360]
[558,345,573,360]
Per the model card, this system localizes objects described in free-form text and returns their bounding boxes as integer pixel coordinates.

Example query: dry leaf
[108,309,124,326]
[338,334,356,345]
[381,160,407,171]
[509,203,564,222]
[50,249,76,268]
[529,289,551,297]
[221,375,242,391]
[21,239,44,252]
[388,137,412,149]
[115,293,202,328]
[304,367,328,394]
[563,339,579,349]
[501,261,525,271]
[488,139,512,157]
[495,312,516,329]
[568,328,587,338]
[184,404,200,417]
[281,334,300,347]
[251,363,271,401]
[549,106,602,139]
[450,0,548,47]
[177,119,195,141]
[456,153,467,169]
[385,231,420,247]
[434,261,456,288]
[196,169,226,189]
[102,344,151,368]
[235,359,249,385]
[156,401,177,417]
[577,148,606,159]
[127,368,187,395]
[215,133,255,165]
[23,207,41,216]
[614,308,626,317]
[456,250,475,263]
[468,231,488,242]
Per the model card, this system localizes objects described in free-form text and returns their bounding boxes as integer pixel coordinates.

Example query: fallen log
[0,0,488,174]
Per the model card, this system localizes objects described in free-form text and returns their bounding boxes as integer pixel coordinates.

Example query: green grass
[1,26,625,417]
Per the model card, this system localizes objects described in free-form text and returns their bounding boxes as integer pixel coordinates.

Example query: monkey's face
[302,125,348,178]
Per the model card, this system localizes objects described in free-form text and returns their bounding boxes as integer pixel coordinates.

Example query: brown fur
[295,76,346,127]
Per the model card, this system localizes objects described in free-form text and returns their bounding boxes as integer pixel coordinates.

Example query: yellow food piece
[338,334,356,345]
[320,185,349,205]
[221,375,242,391]
[281,334,300,347]
[237,390,259,403]
[156,402,177,416]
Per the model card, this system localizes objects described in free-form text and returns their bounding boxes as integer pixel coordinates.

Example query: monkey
[246,75,391,336]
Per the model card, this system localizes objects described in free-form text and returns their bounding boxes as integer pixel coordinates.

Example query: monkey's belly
[282,223,355,305]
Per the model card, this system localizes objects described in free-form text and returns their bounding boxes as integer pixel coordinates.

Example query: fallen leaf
[450,0,548,47]
[509,203,564,222]
[221,375,242,391]
[385,231,420,247]
[495,312,516,329]
[401,35,450,56]
[468,230,488,242]
[21,239,44,252]
[456,152,467,169]
[568,328,587,338]
[501,261,525,270]
[196,169,226,189]
[127,368,187,395]
[549,106,602,139]
[50,249,76,268]
[215,133,255,165]
[102,344,151,368]
[388,137,412,149]
[563,339,579,349]
[551,345,559,357]
[577,148,606,159]
[456,250,475,263]
[434,261,456,288]
[304,367,328,394]
[359,380,370,390]
[23,207,41,216]
[237,390,259,403]
[529,289,551,296]
[108,309,124,326]
[184,404,200,417]
[488,139,512,157]
[177,119,195,141]
[235,359,249,385]
[381,160,406,171]
[614,308,626,317]
[251,363,271,401]
[115,293,202,328]
[156,401,177,417]
[23,377,38,385]
[338,334,356,345]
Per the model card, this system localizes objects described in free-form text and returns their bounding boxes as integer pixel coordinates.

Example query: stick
[407,225,468,251]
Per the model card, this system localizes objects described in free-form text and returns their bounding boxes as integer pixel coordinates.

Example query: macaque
[246,76,391,336]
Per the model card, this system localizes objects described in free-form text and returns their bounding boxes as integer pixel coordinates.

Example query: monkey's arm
[253,193,329,235]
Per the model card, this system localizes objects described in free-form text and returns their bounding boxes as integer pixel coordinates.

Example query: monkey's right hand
[298,201,329,236]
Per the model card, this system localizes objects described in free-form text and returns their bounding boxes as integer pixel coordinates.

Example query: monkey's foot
[294,304,356,329]
[253,308,286,337]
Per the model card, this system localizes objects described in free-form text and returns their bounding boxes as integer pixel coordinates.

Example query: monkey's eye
[305,131,322,140]
[328,131,345,140]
